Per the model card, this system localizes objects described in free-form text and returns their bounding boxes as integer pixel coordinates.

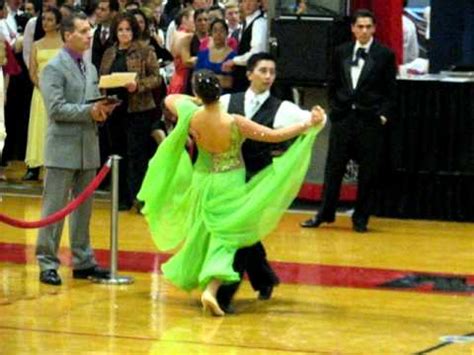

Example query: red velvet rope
[0,162,111,229]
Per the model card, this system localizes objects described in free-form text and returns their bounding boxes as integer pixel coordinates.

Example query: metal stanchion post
[92,155,133,285]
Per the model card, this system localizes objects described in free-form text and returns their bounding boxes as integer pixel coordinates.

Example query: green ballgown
[138,98,322,291]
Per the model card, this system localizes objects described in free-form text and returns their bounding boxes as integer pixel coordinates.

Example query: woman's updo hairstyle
[192,69,221,104]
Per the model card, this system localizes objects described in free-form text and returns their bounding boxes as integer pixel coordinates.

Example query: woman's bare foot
[201,290,225,317]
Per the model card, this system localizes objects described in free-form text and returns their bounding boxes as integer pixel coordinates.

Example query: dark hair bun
[192,70,221,104]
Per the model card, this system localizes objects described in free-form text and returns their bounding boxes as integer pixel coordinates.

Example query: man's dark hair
[100,0,120,13]
[246,52,276,73]
[110,12,140,43]
[192,69,221,104]
[351,9,376,25]
[60,11,87,41]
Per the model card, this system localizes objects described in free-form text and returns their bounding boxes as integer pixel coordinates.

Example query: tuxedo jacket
[328,40,397,123]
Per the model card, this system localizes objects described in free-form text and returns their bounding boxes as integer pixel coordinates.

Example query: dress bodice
[37,48,60,73]
[194,121,245,173]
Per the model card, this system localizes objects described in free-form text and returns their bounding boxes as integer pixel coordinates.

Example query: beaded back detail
[195,120,245,173]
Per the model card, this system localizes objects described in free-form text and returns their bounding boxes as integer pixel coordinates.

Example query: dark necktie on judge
[77,58,86,76]
[351,48,368,66]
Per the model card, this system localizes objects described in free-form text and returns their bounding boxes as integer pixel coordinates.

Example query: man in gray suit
[37,12,118,286]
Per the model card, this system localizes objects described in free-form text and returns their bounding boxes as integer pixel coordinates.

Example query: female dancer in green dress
[138,70,325,316]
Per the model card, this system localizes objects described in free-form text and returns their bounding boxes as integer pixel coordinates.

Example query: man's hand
[222,59,235,72]
[310,105,326,126]
[91,100,118,122]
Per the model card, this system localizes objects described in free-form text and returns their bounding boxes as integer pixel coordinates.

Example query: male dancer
[217,53,326,312]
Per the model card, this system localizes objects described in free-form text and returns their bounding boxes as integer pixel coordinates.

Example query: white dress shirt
[402,15,419,64]
[165,20,177,52]
[232,10,267,66]
[220,88,317,129]
[22,16,37,69]
[351,38,373,90]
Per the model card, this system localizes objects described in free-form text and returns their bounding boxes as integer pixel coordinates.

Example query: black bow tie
[351,48,368,66]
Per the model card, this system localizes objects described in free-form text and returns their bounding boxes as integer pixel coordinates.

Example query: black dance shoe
[258,285,274,300]
[353,223,368,233]
[22,167,40,181]
[300,216,334,228]
[73,266,110,279]
[39,269,62,286]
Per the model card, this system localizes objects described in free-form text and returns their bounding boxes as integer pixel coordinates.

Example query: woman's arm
[135,48,161,93]
[180,34,197,68]
[28,42,39,87]
[164,94,196,116]
[234,106,325,143]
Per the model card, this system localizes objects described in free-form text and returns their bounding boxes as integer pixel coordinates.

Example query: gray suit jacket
[40,48,101,170]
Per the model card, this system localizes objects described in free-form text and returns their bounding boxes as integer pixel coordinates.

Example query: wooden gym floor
[0,162,473,354]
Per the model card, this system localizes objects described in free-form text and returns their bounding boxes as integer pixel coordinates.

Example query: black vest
[238,11,264,55]
[229,92,291,174]
[233,11,265,92]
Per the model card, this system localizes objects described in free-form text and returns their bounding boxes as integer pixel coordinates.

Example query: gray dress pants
[36,168,98,271]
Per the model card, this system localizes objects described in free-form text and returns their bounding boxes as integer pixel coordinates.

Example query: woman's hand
[124,81,138,93]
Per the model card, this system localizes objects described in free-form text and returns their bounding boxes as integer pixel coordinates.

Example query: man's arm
[22,17,35,69]
[229,17,267,67]
[274,101,327,130]
[379,50,397,122]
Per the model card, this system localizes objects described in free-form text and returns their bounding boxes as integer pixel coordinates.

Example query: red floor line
[0,242,472,296]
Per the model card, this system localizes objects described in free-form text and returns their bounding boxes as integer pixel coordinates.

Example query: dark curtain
[374,80,474,222]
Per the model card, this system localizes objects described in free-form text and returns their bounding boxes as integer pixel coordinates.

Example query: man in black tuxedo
[301,9,396,233]
[89,0,118,71]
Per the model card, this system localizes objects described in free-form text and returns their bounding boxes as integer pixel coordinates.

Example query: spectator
[100,13,161,210]
[195,18,235,92]
[24,6,62,181]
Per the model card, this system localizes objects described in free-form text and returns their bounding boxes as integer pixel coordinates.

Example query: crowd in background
[0,0,268,211]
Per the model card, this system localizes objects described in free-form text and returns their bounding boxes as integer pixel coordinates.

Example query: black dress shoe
[39,269,62,286]
[219,302,235,314]
[73,266,110,279]
[118,202,132,211]
[353,224,368,233]
[22,167,40,181]
[300,216,334,228]
[258,285,274,300]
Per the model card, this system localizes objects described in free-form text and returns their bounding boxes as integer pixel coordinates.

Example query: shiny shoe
[300,216,334,228]
[22,167,40,181]
[39,269,62,286]
[258,285,275,300]
[73,266,110,280]
[201,290,225,316]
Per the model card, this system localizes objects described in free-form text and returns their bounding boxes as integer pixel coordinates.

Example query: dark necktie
[351,48,368,66]
[100,28,108,44]
[77,58,86,76]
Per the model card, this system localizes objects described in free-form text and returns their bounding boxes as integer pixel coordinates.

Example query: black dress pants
[318,112,385,226]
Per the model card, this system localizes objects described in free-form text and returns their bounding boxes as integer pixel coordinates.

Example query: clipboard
[99,72,137,89]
